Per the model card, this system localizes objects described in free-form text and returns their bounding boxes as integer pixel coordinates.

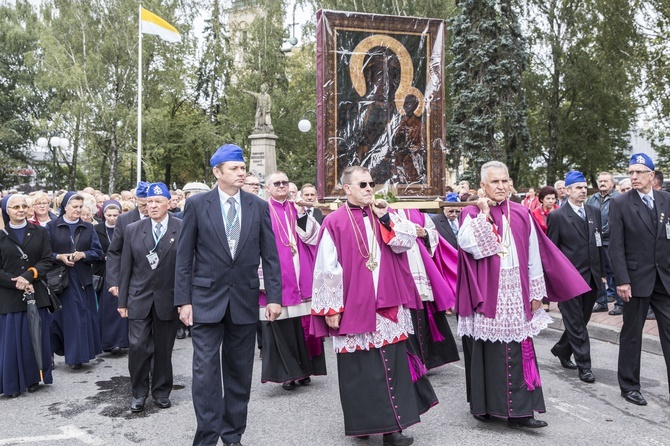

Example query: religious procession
[2,2,670,446]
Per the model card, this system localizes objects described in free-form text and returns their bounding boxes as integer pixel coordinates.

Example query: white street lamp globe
[49,136,61,147]
[60,138,70,149]
[37,137,48,148]
[298,119,312,133]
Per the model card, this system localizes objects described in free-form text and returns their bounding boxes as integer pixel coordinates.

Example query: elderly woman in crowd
[46,192,103,369]
[531,186,559,234]
[29,192,57,227]
[94,200,128,354]
[0,194,54,397]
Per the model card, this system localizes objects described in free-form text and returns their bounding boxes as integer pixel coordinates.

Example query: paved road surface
[1,320,669,445]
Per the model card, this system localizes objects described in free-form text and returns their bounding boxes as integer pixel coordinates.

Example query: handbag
[45,228,82,295]
[46,265,69,295]
[41,279,63,313]
[92,274,103,293]
[1,229,62,312]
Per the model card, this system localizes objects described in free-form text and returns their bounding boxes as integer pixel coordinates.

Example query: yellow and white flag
[141,7,181,43]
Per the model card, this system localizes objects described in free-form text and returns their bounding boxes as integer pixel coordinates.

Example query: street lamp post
[36,135,69,206]
[298,110,317,133]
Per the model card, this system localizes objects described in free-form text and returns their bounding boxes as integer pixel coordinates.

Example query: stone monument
[246,83,277,188]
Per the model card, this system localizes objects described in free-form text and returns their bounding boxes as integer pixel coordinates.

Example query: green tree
[523,0,641,184]
[448,0,530,183]
[0,1,45,189]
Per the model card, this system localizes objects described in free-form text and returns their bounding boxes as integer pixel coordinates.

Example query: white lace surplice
[312,216,415,353]
[457,212,552,343]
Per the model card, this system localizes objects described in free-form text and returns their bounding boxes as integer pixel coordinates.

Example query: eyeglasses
[447,209,460,214]
[628,169,652,176]
[8,204,29,210]
[244,182,260,187]
[272,181,290,187]
[354,181,375,189]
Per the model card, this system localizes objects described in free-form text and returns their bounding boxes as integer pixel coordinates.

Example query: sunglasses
[355,181,375,189]
[272,181,290,187]
[447,209,461,214]
[8,204,29,210]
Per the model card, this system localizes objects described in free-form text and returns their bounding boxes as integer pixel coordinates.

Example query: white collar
[568,200,585,214]
[218,187,240,205]
[151,214,169,231]
[636,189,654,202]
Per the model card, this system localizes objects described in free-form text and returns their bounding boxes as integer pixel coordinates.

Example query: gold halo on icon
[349,34,425,117]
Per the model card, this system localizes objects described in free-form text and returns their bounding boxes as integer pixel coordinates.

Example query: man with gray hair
[456,161,589,429]
[554,180,568,206]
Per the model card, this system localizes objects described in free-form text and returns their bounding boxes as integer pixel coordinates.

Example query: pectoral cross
[498,249,508,259]
[366,258,378,272]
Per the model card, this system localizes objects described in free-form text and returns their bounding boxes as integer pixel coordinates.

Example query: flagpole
[137,4,143,185]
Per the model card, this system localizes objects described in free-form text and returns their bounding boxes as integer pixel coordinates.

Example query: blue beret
[564,170,586,187]
[146,182,171,199]
[210,144,245,167]
[135,181,150,198]
[445,192,460,202]
[629,153,654,171]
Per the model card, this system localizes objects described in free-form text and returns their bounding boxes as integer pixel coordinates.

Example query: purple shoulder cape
[311,205,420,337]
[456,200,590,320]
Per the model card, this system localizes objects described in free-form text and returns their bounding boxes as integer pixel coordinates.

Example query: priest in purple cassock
[391,208,460,370]
[259,171,326,390]
[456,161,590,429]
[311,166,437,446]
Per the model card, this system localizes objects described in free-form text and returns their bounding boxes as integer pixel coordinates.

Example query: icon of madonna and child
[337,33,434,187]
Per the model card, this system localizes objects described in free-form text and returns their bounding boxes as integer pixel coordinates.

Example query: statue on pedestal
[244,83,273,133]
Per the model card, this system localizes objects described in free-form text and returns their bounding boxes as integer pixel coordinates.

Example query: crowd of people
[0,146,668,446]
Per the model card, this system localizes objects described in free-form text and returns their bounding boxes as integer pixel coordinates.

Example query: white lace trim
[457,266,552,343]
[311,269,344,314]
[471,213,501,258]
[332,306,414,353]
[386,213,417,254]
[529,275,547,301]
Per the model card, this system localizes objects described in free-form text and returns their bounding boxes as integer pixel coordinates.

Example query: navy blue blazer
[174,188,282,325]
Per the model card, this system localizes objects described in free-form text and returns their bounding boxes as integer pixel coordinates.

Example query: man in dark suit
[432,192,460,249]
[547,171,605,383]
[106,181,150,297]
[118,183,181,413]
[175,144,282,446]
[299,183,324,224]
[609,153,670,406]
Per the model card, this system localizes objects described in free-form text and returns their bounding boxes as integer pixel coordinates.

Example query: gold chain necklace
[345,202,378,271]
[498,199,512,258]
[269,199,297,256]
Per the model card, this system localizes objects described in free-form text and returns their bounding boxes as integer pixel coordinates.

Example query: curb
[547,312,662,356]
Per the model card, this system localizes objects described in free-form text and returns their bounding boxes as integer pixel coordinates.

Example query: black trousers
[553,278,599,370]
[191,310,256,446]
[128,304,179,398]
[618,276,670,392]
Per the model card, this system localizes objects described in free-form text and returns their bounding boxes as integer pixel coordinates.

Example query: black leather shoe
[473,413,491,422]
[356,435,370,440]
[647,310,656,320]
[70,363,82,370]
[8,392,20,398]
[621,390,647,405]
[223,443,242,446]
[609,306,623,316]
[298,377,311,385]
[27,383,40,393]
[282,381,296,390]
[176,327,186,339]
[579,369,596,383]
[382,431,414,446]
[592,303,608,313]
[130,396,146,413]
[507,417,548,429]
[110,347,122,355]
[154,397,171,409]
[551,347,577,369]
